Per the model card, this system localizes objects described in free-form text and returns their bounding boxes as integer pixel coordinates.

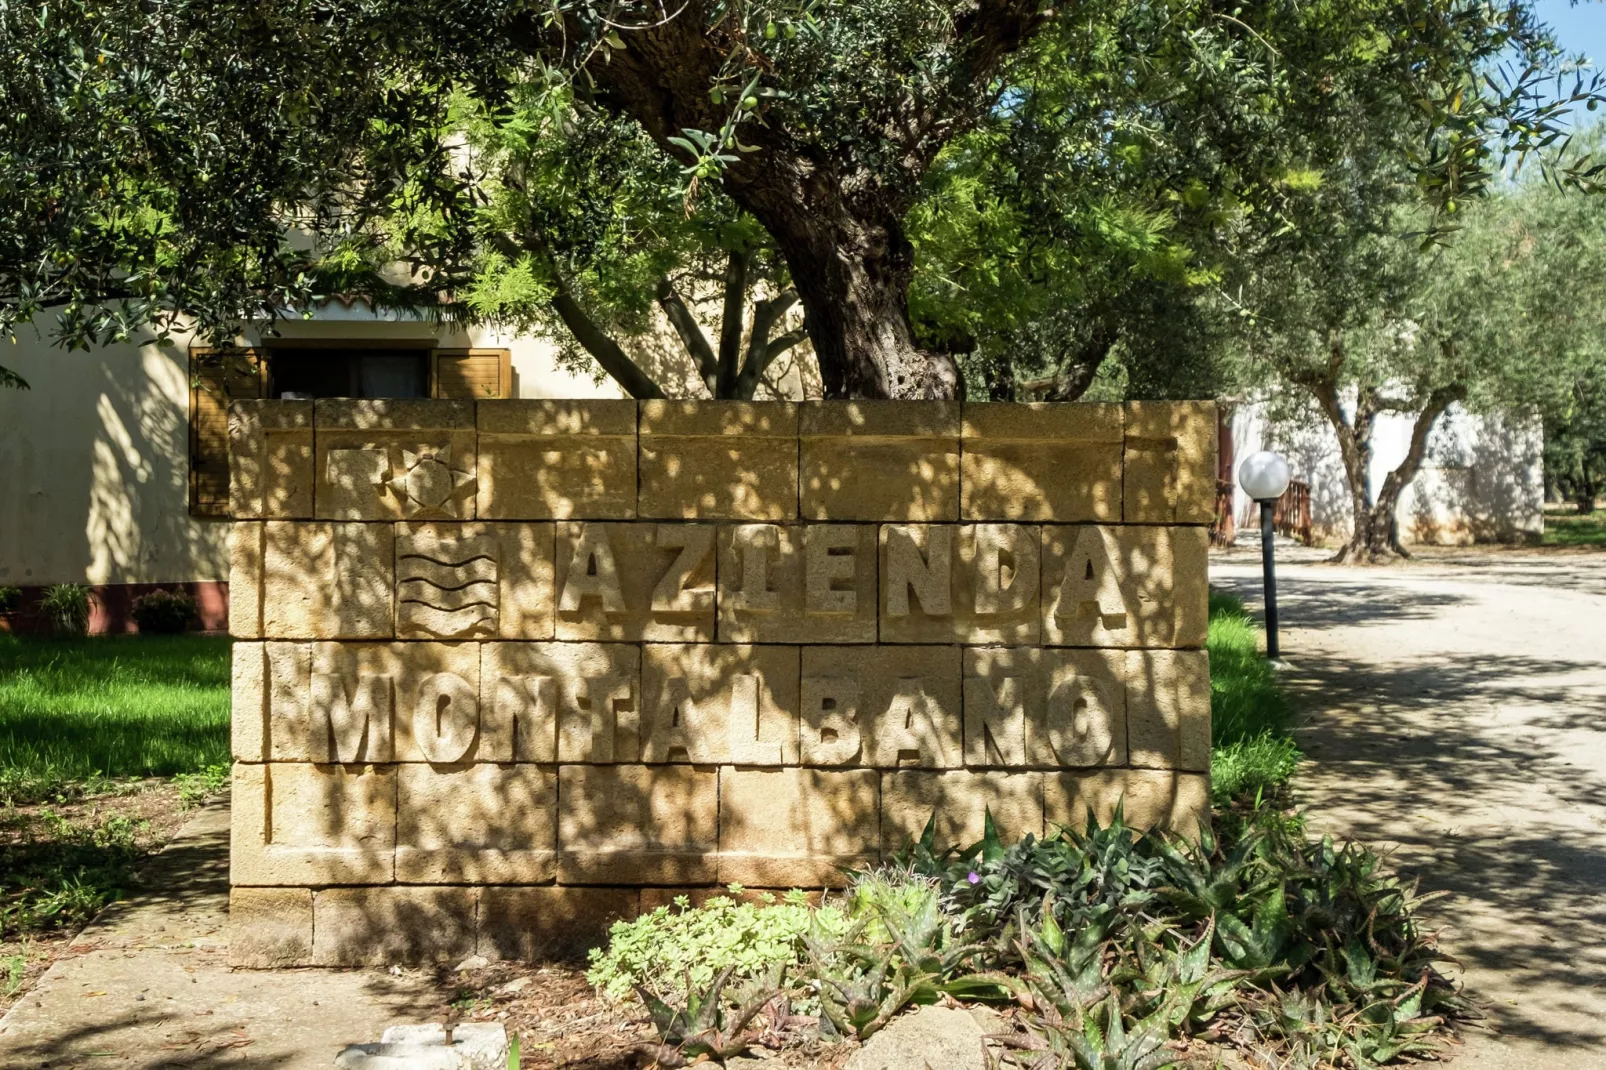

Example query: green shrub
[131,588,198,634]
[38,583,91,635]
[587,888,848,1003]
[0,586,20,613]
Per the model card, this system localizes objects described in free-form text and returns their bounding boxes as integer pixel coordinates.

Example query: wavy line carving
[396,532,500,639]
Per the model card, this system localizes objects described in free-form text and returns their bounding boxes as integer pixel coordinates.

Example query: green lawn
[1543,508,1606,548]
[0,634,231,802]
[1207,590,1299,803]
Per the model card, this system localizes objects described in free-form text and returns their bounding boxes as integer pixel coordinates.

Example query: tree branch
[736,289,806,399]
[655,276,718,394]
[716,250,749,398]
[551,283,666,400]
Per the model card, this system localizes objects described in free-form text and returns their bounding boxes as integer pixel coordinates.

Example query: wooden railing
[1210,480,1237,547]
[1213,478,1314,547]
[1273,480,1313,545]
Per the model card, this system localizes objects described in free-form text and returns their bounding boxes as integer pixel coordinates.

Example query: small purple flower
[967,871,981,885]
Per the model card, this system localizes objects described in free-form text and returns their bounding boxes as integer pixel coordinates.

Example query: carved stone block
[477,399,638,519]
[231,763,396,885]
[799,402,959,521]
[395,522,555,640]
[799,646,962,768]
[641,644,800,765]
[312,886,477,966]
[1045,769,1210,840]
[262,521,394,639]
[1124,401,1217,524]
[478,887,641,960]
[963,647,1127,770]
[315,399,476,521]
[638,401,799,520]
[719,768,879,886]
[1126,650,1212,772]
[718,524,878,643]
[879,524,1041,644]
[555,522,716,641]
[256,642,483,764]
[228,887,313,968]
[881,770,1043,850]
[1040,525,1208,648]
[396,764,557,883]
[961,403,1123,522]
[229,523,264,638]
[482,642,640,764]
[558,765,718,884]
[232,642,266,761]
[230,400,315,519]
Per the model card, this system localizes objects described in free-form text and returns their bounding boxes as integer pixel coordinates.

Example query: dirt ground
[1,780,195,1017]
[1213,544,1606,1070]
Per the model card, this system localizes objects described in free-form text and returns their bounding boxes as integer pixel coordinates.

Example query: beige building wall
[0,312,621,590]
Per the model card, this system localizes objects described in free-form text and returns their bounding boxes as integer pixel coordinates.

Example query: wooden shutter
[189,348,265,517]
[431,349,513,399]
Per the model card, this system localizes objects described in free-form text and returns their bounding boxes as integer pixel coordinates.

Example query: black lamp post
[1238,450,1291,661]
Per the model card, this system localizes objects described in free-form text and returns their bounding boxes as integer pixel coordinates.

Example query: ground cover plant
[0,634,231,804]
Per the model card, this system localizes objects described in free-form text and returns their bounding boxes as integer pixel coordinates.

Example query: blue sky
[1536,0,1605,64]
[1533,0,1605,111]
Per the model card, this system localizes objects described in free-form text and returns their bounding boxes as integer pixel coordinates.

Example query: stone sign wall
[226,399,1215,967]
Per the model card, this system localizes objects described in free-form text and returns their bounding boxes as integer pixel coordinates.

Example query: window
[188,344,512,517]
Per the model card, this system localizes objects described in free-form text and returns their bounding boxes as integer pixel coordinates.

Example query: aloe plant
[634,964,778,1067]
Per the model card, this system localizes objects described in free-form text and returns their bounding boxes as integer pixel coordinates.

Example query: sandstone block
[881,770,1043,852]
[232,642,266,761]
[719,767,879,887]
[231,763,396,885]
[477,399,638,519]
[228,887,313,968]
[315,399,477,521]
[230,400,315,519]
[799,646,962,768]
[1126,650,1211,772]
[395,522,555,640]
[483,642,640,763]
[229,523,264,638]
[478,886,640,961]
[1045,769,1210,840]
[960,404,1123,522]
[396,764,557,883]
[262,521,394,639]
[879,524,1041,644]
[558,765,718,884]
[1123,401,1217,524]
[641,644,799,765]
[313,886,477,966]
[638,401,798,520]
[555,522,716,641]
[1040,525,1208,648]
[799,402,960,521]
[718,524,878,643]
[963,647,1127,769]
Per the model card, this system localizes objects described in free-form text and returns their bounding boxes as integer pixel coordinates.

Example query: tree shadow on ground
[1283,646,1606,1051]
[1209,571,1474,631]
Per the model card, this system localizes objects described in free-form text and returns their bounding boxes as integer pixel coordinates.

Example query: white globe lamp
[1238,450,1292,502]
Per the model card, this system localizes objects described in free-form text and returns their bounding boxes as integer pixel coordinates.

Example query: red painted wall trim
[0,582,229,635]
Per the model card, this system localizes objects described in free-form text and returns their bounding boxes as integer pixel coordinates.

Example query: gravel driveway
[1212,546,1606,1070]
